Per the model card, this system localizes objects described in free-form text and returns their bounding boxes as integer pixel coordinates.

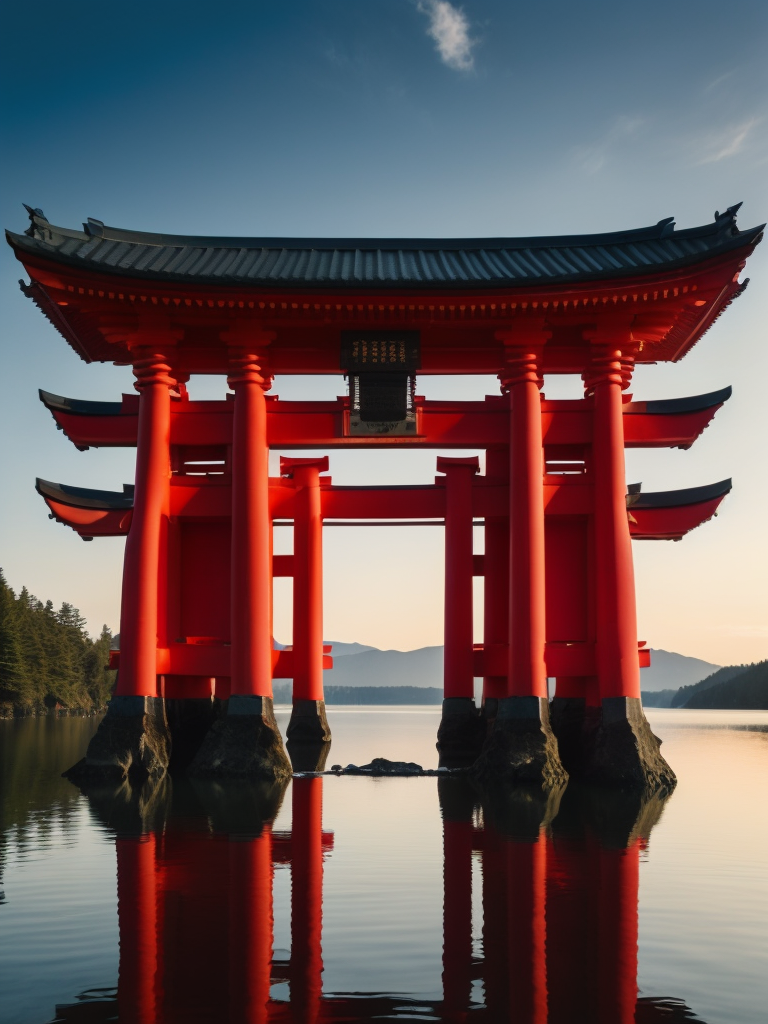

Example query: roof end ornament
[656,217,675,238]
[23,203,47,237]
[714,202,743,235]
[83,217,105,237]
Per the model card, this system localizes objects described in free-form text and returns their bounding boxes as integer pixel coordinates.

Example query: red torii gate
[7,203,762,786]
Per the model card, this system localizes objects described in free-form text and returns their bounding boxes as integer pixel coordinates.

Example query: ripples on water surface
[1,708,766,1023]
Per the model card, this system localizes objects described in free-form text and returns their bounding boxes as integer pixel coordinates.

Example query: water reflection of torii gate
[57,777,702,1024]
[9,203,762,785]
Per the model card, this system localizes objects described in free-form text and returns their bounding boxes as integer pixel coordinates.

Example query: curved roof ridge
[13,204,763,253]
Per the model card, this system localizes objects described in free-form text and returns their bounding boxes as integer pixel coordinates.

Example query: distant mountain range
[276,641,725,700]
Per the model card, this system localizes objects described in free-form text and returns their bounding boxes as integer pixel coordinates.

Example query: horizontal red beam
[44,395,724,451]
[40,479,726,542]
[110,646,333,678]
[476,642,650,676]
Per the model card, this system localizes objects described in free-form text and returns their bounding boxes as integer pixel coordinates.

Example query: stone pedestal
[551,696,675,789]
[287,699,332,745]
[64,695,171,783]
[165,697,222,773]
[436,697,486,767]
[473,696,568,788]
[188,695,292,781]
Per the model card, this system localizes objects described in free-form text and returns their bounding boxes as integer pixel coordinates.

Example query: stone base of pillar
[472,696,568,788]
[287,738,332,773]
[188,695,292,781]
[64,696,171,783]
[165,697,223,773]
[436,698,487,767]
[286,699,332,745]
[551,696,676,790]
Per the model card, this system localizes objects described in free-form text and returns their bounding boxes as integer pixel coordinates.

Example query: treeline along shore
[0,571,115,717]
[642,659,768,710]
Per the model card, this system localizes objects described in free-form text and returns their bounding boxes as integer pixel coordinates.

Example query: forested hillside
[684,661,768,709]
[671,664,750,707]
[0,570,115,716]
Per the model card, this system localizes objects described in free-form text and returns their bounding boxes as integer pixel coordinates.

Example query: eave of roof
[6,204,763,291]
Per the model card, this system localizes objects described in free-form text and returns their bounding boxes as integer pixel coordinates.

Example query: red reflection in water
[103,780,691,1024]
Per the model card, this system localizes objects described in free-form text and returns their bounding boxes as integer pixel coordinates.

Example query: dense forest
[684,661,768,709]
[670,664,752,708]
[0,570,116,716]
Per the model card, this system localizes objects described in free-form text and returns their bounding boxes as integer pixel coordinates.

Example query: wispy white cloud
[571,115,646,174]
[416,1,476,72]
[697,117,761,163]
[703,71,734,93]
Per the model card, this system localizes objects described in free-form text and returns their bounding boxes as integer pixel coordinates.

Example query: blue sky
[1,1,767,663]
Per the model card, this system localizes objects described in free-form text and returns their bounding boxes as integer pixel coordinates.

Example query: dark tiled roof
[7,205,763,290]
[628,480,731,509]
[36,479,134,510]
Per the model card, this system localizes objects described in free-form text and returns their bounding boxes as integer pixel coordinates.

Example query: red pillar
[229,828,274,1024]
[116,834,159,1024]
[281,457,329,702]
[584,342,640,700]
[483,448,509,704]
[437,456,480,700]
[228,344,275,699]
[290,777,324,1024]
[118,348,176,697]
[497,338,547,698]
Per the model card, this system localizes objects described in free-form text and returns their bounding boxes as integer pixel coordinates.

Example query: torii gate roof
[6,204,763,371]
[8,204,762,290]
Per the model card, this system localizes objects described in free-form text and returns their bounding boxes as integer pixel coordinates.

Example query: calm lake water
[1,707,767,1024]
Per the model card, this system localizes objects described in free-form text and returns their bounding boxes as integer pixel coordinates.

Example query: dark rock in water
[361,758,424,775]
[473,696,568,789]
[332,758,464,777]
[188,696,291,781]
[63,696,170,783]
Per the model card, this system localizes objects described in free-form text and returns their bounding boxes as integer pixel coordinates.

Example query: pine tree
[0,570,29,707]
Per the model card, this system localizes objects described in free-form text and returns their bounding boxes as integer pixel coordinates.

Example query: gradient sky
[1,0,767,665]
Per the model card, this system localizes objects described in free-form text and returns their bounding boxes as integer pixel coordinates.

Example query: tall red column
[118,348,176,697]
[483,448,509,705]
[584,342,640,700]
[437,456,480,700]
[290,777,324,1024]
[281,457,329,702]
[228,345,274,699]
[498,339,547,698]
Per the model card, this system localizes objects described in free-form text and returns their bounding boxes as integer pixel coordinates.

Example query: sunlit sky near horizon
[1,0,767,666]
